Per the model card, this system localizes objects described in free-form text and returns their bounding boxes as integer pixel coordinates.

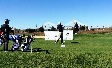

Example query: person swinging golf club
[55,22,64,44]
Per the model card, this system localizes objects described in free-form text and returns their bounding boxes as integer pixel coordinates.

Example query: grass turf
[0,33,112,68]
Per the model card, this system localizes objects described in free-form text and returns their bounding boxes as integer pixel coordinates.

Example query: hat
[5,19,10,22]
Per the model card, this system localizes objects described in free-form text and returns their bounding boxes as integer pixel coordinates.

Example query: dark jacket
[57,24,63,32]
[24,36,32,44]
[1,24,11,38]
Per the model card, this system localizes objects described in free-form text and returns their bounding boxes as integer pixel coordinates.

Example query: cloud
[43,22,57,29]
[43,19,87,29]
[64,20,87,27]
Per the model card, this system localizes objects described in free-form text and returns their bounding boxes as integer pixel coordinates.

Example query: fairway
[0,33,112,68]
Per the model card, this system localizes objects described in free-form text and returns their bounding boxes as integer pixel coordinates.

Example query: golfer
[1,19,14,52]
[55,22,64,44]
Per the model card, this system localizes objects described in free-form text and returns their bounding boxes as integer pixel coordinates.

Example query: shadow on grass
[0,48,50,54]
[32,48,50,54]
[71,42,79,43]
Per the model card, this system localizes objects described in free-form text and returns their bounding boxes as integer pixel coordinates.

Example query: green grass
[0,33,112,68]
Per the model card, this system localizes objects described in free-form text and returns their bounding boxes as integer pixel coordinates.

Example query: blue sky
[0,0,112,29]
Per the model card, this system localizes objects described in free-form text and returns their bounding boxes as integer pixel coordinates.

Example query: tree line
[14,23,86,34]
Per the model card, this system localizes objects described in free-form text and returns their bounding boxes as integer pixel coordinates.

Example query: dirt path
[33,36,45,38]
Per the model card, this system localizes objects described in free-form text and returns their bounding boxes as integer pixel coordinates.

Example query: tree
[91,26,92,28]
[79,25,85,31]
[25,28,36,33]
[103,26,104,30]
[74,22,79,33]
[51,26,56,31]
[97,26,98,30]
[35,24,38,31]
[39,26,44,32]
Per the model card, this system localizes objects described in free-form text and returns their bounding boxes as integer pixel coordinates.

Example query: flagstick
[31,46,32,53]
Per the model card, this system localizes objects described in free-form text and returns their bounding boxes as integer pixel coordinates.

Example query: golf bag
[10,43,20,51]
[0,34,4,47]
[21,35,34,51]
[0,38,3,46]
[21,43,30,51]
[10,34,25,51]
